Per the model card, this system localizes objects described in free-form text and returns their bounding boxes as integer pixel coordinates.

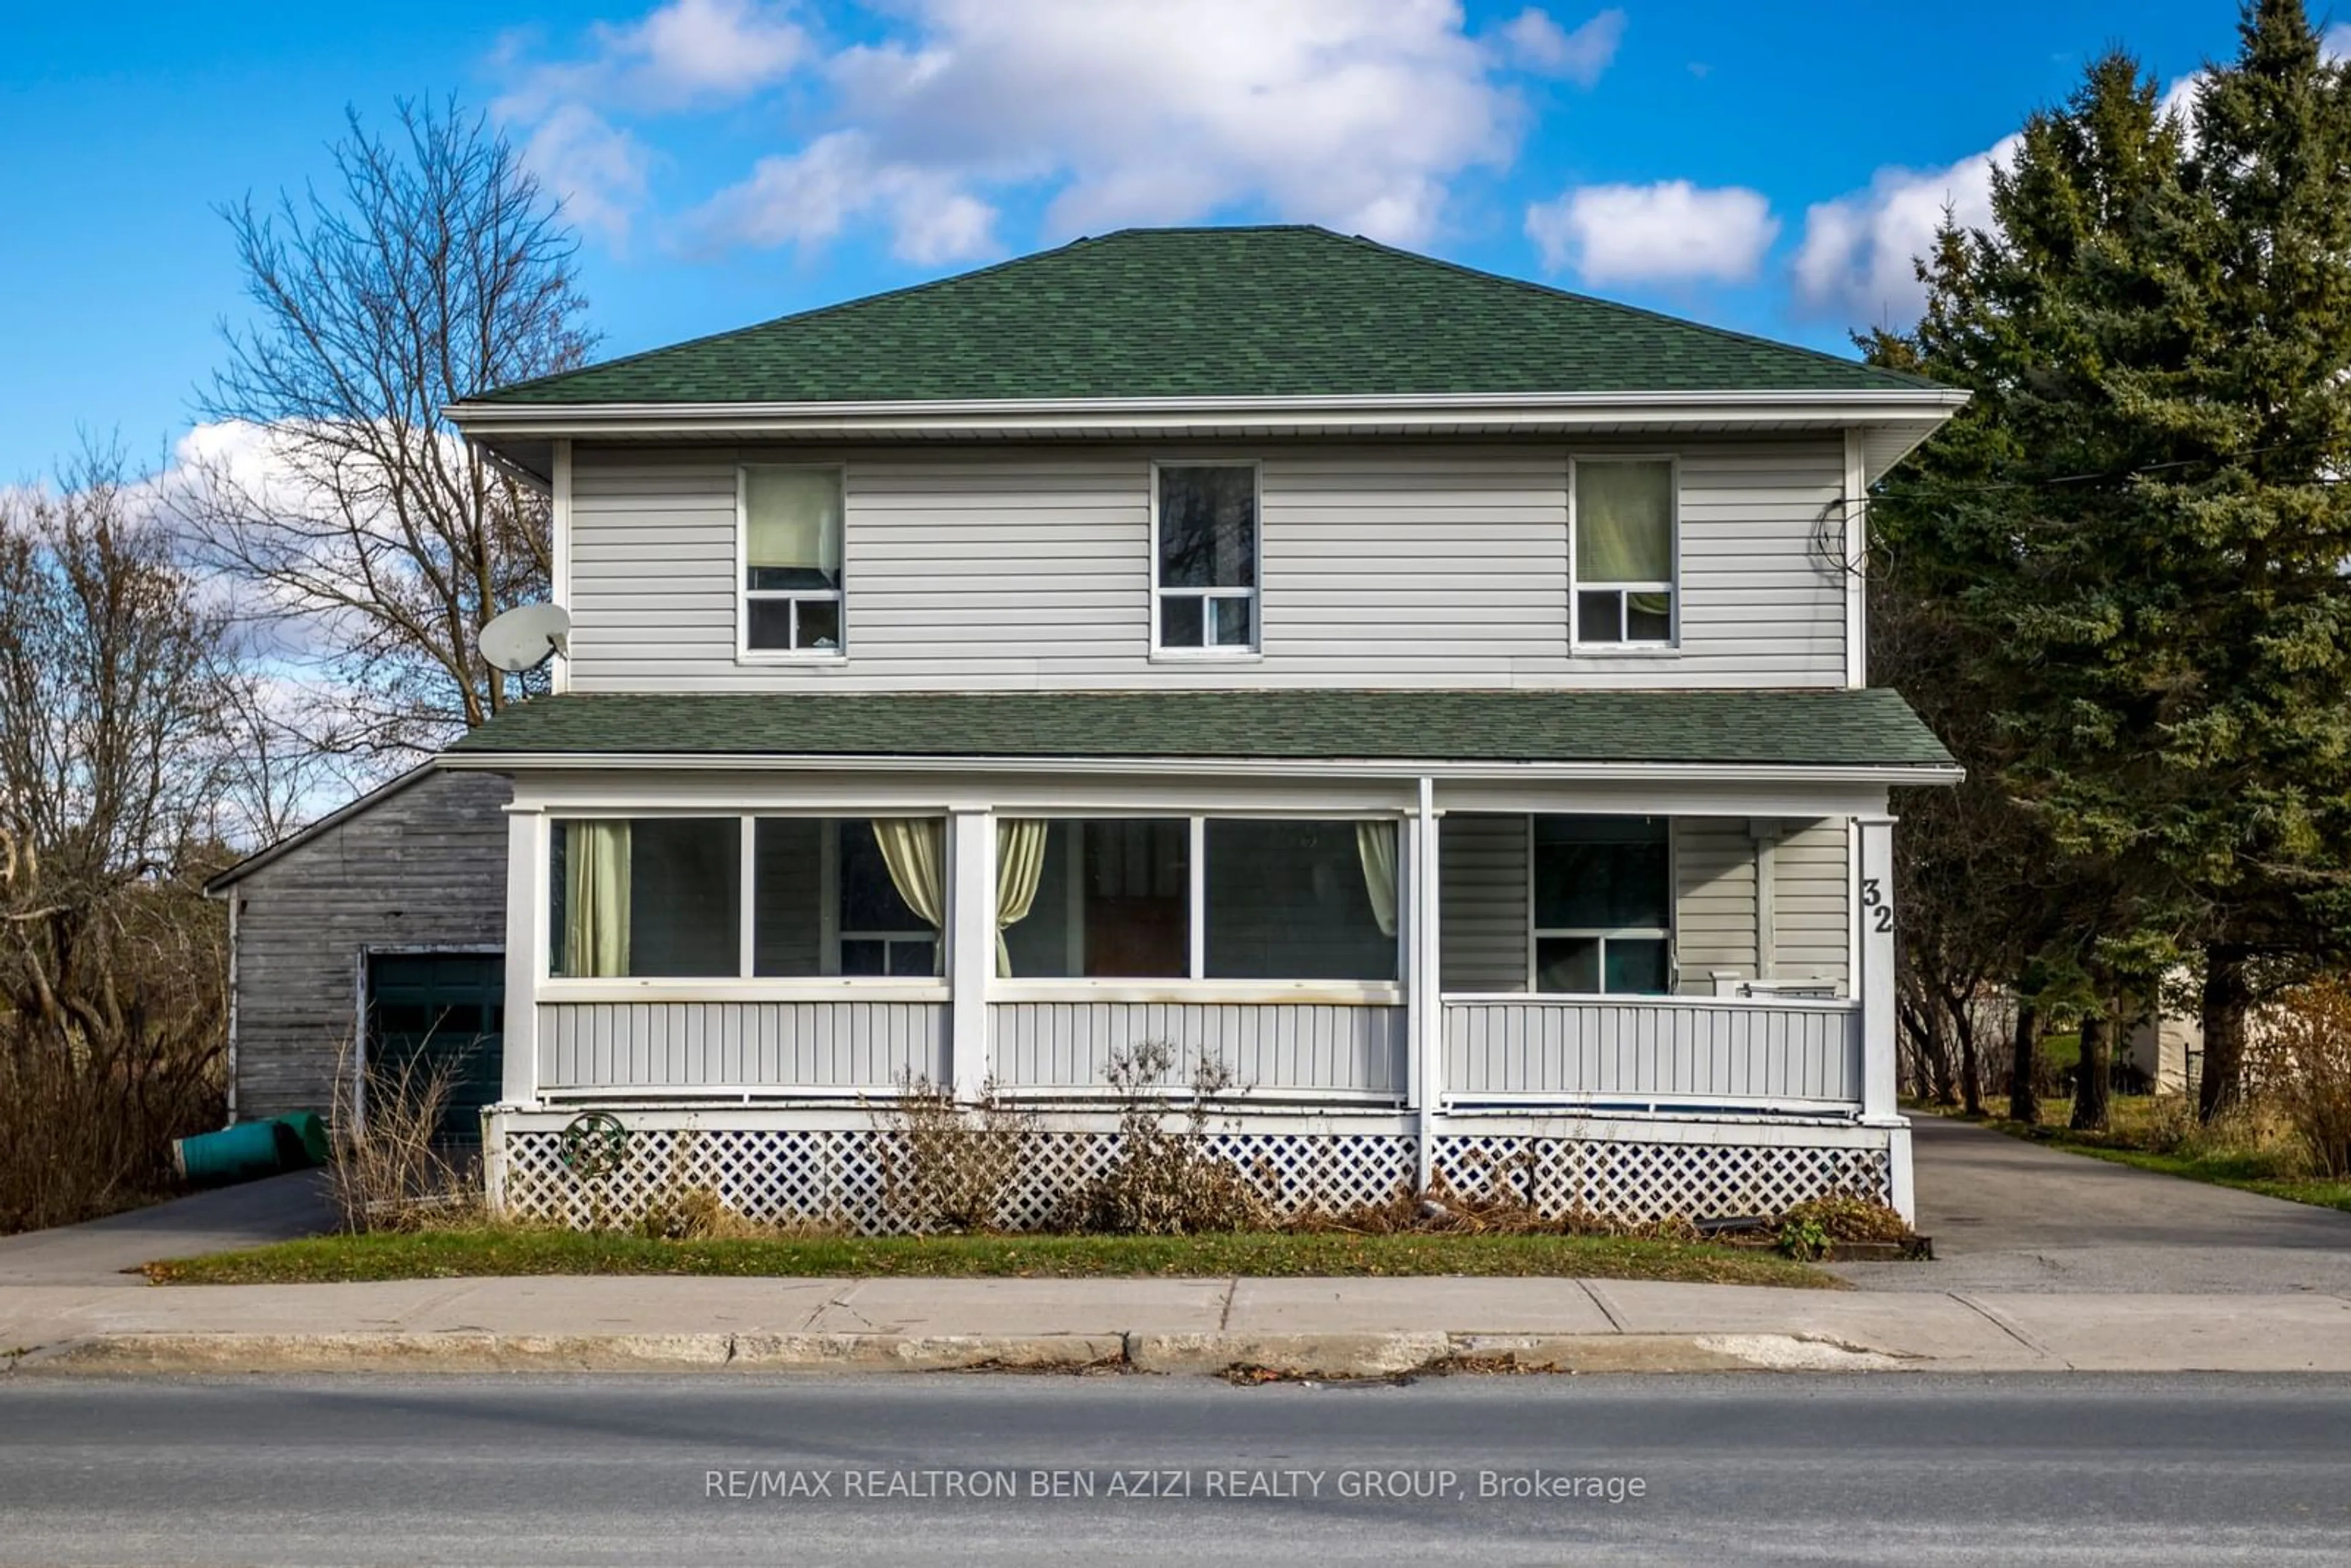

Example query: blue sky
[0,1,2298,481]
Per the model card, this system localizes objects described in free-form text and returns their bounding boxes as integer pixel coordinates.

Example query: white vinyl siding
[1439,815,1531,992]
[563,439,1847,691]
[1671,818,1761,994]
[1773,819,1851,992]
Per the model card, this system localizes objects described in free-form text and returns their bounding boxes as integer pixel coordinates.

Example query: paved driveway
[1836,1115,2351,1293]
[0,1172,334,1288]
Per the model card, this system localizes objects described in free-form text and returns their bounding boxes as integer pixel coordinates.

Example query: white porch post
[948,807,994,1102]
[1856,812,1913,1219]
[1410,776,1442,1191]
[500,802,544,1109]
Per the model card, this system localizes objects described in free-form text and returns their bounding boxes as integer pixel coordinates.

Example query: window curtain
[1575,462,1673,583]
[563,821,632,978]
[1355,820,1399,939]
[870,819,945,936]
[994,819,1050,976]
[746,468,842,582]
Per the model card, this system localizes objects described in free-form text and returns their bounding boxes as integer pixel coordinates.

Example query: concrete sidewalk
[9,1274,2351,1378]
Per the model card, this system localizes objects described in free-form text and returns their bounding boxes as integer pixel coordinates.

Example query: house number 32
[1861,877,1893,932]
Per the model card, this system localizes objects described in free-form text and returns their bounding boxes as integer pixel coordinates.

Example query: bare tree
[0,451,237,1228]
[181,98,594,760]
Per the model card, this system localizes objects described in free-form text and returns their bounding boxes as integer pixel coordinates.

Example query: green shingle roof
[447,689,1955,770]
[475,227,1938,406]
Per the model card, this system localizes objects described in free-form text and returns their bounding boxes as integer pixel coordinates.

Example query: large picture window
[1531,816,1671,995]
[549,814,1401,986]
[1573,459,1675,647]
[742,466,844,655]
[998,817,1398,982]
[550,816,943,980]
[1155,463,1258,652]
[549,818,740,978]
[999,819,1190,978]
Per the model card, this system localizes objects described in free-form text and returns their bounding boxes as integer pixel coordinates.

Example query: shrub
[876,1073,1032,1232]
[0,1015,223,1234]
[1068,1041,1270,1235]
[1780,1193,1911,1244]
[2262,978,2351,1179]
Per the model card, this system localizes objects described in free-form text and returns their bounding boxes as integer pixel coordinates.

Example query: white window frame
[991,812,1404,996]
[736,463,848,664]
[541,810,950,999]
[1524,816,1677,997]
[1149,459,1263,659]
[1567,453,1681,655]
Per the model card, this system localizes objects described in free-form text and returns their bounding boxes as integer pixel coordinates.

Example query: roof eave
[438,751,1962,786]
[446,387,1967,446]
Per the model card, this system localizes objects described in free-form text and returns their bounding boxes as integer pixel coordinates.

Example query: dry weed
[2262,978,2351,1178]
[329,1038,481,1234]
[874,1073,1033,1232]
[1067,1042,1271,1235]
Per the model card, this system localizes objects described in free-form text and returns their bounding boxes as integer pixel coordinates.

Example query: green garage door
[366,952,504,1144]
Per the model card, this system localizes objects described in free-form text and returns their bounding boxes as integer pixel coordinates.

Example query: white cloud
[1525,179,1778,285]
[591,0,811,107]
[1790,133,2019,325]
[689,130,999,264]
[499,0,809,119]
[2158,70,2205,126]
[1499,7,1625,86]
[511,0,1588,260]
[519,104,652,244]
[495,0,809,241]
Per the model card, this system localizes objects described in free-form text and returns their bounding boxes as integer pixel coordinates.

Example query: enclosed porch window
[548,816,945,979]
[998,817,1398,982]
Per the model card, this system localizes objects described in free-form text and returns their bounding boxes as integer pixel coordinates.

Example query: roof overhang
[438,751,1963,788]
[447,388,1967,485]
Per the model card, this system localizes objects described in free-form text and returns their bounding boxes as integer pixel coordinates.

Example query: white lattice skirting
[490,1117,1891,1233]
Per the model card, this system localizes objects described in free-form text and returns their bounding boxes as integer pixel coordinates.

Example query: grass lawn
[1928,1097,2351,1215]
[144,1228,1835,1288]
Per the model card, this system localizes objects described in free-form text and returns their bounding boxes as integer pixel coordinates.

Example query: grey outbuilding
[204,765,511,1138]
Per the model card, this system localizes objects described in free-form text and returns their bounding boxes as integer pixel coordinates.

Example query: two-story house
[415,225,1962,1228]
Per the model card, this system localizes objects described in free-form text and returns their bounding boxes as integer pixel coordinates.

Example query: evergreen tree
[1866,51,2191,1129]
[1873,3,2351,1123]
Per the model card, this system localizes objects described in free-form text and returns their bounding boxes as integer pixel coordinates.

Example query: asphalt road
[2,1373,2347,1566]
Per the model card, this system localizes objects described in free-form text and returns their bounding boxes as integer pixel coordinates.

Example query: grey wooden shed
[206,765,512,1132]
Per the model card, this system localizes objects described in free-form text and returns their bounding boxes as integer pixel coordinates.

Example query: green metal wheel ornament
[558,1111,629,1178]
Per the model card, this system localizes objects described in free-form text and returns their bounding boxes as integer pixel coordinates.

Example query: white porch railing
[991,1001,1407,1100]
[538,1000,948,1095]
[1441,995,1862,1111]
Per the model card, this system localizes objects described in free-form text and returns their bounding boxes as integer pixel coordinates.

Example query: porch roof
[444,688,1955,771]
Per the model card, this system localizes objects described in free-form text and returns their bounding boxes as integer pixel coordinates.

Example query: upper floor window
[742,466,844,656]
[1573,458,1676,648]
[1154,462,1258,653]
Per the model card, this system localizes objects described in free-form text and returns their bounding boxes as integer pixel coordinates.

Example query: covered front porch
[445,688,1953,1226]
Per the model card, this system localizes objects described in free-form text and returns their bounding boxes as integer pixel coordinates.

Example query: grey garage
[206,765,512,1138]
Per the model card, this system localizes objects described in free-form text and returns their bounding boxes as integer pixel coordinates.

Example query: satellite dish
[479,602,572,673]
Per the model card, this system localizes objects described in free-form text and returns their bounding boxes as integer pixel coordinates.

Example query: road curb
[15,1329,1910,1378]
